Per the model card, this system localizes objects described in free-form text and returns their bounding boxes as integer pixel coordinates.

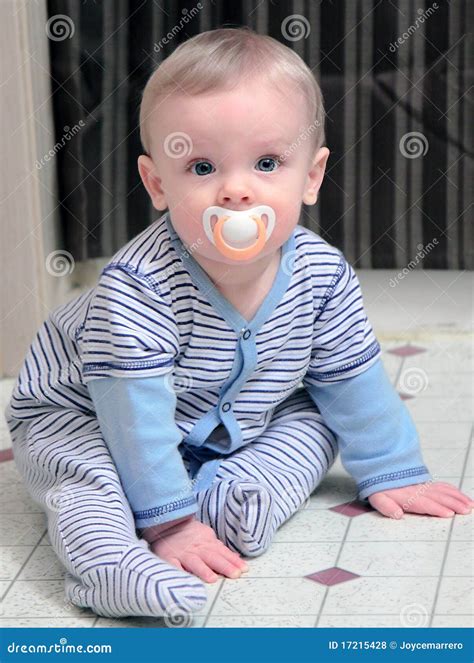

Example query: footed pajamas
[5,213,431,618]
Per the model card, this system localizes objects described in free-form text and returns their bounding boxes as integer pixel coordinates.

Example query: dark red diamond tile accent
[388,345,427,357]
[306,567,360,586]
[330,501,374,517]
[0,448,14,463]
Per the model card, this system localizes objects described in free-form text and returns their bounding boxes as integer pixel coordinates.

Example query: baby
[5,27,472,621]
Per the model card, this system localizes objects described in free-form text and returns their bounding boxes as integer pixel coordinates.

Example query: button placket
[219,326,254,417]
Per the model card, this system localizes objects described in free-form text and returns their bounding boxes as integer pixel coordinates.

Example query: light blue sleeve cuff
[304,357,432,501]
[87,374,197,528]
[357,468,433,501]
[134,496,198,529]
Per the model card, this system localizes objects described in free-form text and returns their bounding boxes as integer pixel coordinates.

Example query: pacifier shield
[202,205,275,261]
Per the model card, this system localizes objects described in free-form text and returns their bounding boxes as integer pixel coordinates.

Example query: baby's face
[139,77,328,265]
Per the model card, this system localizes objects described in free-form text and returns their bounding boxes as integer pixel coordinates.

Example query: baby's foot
[197,478,276,557]
[64,541,207,621]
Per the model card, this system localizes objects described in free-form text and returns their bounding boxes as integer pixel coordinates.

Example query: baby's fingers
[429,492,472,515]
[404,495,455,518]
[181,553,221,583]
[436,484,474,506]
[199,547,246,580]
[369,493,404,519]
[215,541,249,571]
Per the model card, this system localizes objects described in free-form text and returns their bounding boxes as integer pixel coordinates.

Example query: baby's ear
[137,155,168,210]
[303,147,330,206]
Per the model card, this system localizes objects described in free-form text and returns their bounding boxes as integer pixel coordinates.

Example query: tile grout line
[1,613,473,627]
[7,571,472,582]
[312,506,356,627]
[393,347,472,626]
[0,528,48,608]
[230,613,471,620]
[201,577,225,627]
[236,538,468,544]
[428,421,473,627]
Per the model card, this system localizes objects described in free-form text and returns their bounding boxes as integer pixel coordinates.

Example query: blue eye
[189,161,215,176]
[256,156,279,172]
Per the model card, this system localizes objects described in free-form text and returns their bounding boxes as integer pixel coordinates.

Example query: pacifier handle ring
[214,215,267,261]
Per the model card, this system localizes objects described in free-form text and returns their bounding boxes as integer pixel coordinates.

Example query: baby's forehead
[152,81,308,143]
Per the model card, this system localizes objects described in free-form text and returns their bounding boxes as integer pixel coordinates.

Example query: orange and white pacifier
[202,205,276,261]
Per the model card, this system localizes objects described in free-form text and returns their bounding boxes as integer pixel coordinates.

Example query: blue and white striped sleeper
[4,212,431,619]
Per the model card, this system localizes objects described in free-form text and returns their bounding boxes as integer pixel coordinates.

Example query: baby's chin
[194,242,282,267]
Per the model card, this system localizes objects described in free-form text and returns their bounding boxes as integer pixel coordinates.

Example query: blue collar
[165,212,296,335]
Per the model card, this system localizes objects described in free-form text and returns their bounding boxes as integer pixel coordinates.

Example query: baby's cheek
[168,209,205,248]
[271,209,300,241]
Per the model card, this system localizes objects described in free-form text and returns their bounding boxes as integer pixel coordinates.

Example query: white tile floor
[0,270,472,628]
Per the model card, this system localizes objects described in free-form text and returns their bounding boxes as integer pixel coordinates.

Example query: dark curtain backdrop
[46,0,473,269]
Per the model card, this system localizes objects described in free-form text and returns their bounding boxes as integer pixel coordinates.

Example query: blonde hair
[139,27,325,156]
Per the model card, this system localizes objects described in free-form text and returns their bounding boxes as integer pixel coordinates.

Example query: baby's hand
[368,481,474,519]
[149,516,249,583]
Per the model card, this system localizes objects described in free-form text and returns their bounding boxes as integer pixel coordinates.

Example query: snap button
[222,402,231,412]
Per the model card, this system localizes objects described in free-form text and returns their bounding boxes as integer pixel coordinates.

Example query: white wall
[1,0,80,378]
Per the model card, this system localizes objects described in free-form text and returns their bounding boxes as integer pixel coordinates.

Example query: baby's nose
[218,179,254,207]
[220,194,251,207]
